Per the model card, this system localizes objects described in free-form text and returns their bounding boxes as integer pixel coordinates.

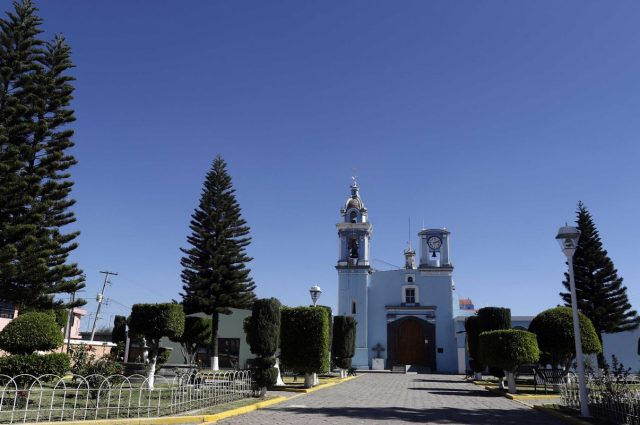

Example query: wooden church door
[397,318,425,364]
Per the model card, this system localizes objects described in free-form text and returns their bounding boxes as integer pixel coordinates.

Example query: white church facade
[336,181,471,372]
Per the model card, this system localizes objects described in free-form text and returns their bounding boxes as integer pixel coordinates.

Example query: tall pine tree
[560,202,638,364]
[180,155,256,370]
[0,0,84,311]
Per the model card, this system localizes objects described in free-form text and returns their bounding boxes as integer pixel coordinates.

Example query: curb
[533,405,593,425]
[270,375,360,393]
[485,386,561,401]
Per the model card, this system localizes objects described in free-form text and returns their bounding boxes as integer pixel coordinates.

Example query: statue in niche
[349,237,359,259]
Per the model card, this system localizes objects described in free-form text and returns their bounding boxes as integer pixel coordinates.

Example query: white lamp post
[556,225,589,417]
[309,285,322,307]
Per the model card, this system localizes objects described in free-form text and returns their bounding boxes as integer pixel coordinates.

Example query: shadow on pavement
[270,406,558,424]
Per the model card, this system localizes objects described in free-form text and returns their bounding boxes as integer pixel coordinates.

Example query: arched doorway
[387,317,436,370]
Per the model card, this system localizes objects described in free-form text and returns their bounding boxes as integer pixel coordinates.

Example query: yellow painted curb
[485,386,560,400]
[271,375,359,394]
[201,396,287,424]
[533,405,592,425]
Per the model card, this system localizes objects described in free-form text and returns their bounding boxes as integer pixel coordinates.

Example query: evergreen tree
[0,0,84,311]
[560,202,638,364]
[180,155,256,370]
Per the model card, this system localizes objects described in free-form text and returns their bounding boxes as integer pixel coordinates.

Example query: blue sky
[29,1,640,329]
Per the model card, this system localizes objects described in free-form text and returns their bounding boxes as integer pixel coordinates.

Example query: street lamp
[556,225,589,417]
[309,285,322,307]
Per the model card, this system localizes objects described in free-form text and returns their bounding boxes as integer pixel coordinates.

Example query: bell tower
[418,228,452,270]
[336,178,371,368]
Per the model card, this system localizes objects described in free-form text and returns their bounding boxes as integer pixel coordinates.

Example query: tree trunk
[147,343,158,390]
[211,312,219,371]
[506,372,516,394]
[304,373,313,388]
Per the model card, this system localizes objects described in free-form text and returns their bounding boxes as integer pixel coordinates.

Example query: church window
[405,288,416,304]
[407,276,414,283]
[352,301,357,315]
[350,211,357,223]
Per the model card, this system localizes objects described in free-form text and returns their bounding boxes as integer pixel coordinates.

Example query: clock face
[427,236,442,250]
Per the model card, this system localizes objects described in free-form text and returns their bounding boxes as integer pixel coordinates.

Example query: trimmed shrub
[480,329,539,372]
[248,298,281,356]
[280,307,331,375]
[0,312,63,355]
[332,316,356,370]
[128,304,185,342]
[478,307,511,332]
[480,329,539,393]
[528,307,602,369]
[171,316,212,366]
[464,316,484,373]
[247,298,281,390]
[112,315,127,344]
[128,303,185,389]
[478,307,511,380]
[0,353,70,381]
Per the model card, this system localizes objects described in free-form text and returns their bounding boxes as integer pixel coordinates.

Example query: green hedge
[332,316,355,370]
[128,303,185,342]
[0,353,70,381]
[248,298,281,357]
[528,307,602,368]
[479,329,539,372]
[478,307,511,332]
[112,315,127,344]
[464,316,484,373]
[280,307,330,374]
[0,312,64,355]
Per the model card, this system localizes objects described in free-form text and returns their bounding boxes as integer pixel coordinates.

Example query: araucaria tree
[0,0,85,311]
[180,155,256,370]
[560,202,638,364]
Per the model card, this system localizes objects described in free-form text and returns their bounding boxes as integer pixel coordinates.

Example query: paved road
[219,373,564,424]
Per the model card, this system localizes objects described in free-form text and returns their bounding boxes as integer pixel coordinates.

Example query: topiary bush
[128,303,185,389]
[0,353,70,383]
[170,316,212,366]
[479,329,539,393]
[332,316,356,374]
[247,298,281,392]
[280,306,330,384]
[478,307,511,332]
[528,307,602,370]
[0,312,64,355]
[464,316,484,376]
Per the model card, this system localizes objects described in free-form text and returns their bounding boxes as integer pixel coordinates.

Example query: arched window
[352,301,357,315]
[407,276,414,283]
[637,337,640,356]
[350,210,357,223]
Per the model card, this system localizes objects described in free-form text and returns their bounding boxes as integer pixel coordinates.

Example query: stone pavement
[219,373,564,424]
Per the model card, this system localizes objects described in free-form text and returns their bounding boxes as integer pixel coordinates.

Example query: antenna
[90,270,118,341]
[408,217,412,251]
[351,167,358,186]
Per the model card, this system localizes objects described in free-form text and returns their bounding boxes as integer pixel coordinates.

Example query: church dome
[346,198,362,210]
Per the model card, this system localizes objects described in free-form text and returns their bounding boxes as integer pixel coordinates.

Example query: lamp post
[309,285,322,307]
[556,225,589,417]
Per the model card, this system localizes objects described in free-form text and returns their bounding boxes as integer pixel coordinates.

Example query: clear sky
[29,0,640,329]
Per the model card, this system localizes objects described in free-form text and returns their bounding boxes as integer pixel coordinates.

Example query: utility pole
[90,271,118,341]
[63,291,76,353]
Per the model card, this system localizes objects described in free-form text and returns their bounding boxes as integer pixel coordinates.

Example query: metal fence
[561,372,640,424]
[0,370,255,424]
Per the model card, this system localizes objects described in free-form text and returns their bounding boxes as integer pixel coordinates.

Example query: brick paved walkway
[219,373,563,424]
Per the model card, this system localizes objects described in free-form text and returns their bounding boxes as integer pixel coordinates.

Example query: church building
[336,180,469,372]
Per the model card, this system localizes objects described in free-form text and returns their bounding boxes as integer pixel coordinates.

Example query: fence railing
[0,370,255,424]
[561,372,640,425]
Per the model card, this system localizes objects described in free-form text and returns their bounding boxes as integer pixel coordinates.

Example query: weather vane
[351,167,358,186]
